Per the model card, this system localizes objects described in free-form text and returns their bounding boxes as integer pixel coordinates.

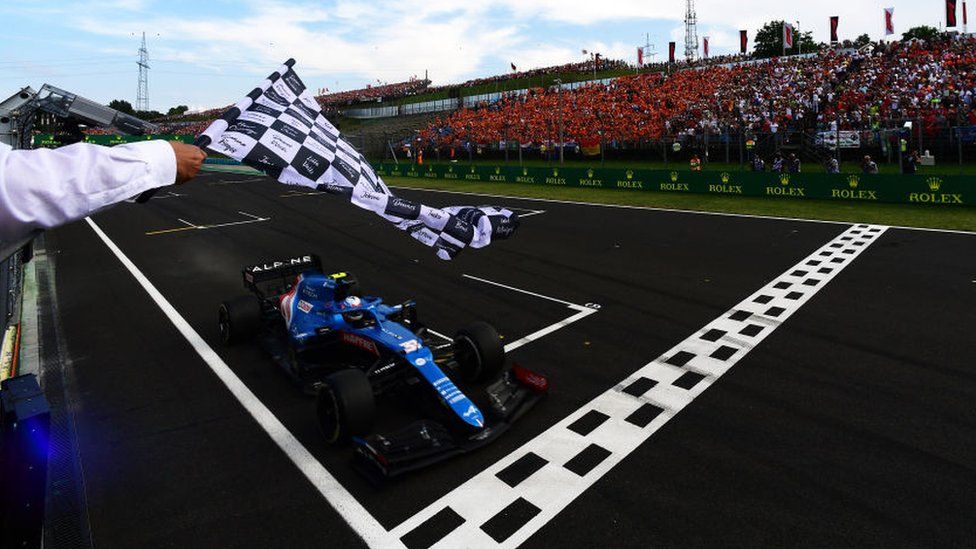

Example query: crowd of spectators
[83,58,632,137]
[421,34,976,151]
[828,35,976,133]
[316,78,431,107]
[425,57,630,95]
[80,33,976,153]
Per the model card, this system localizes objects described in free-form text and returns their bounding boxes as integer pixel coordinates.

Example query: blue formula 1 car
[216,254,548,479]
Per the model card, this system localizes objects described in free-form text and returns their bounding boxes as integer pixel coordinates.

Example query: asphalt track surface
[42,170,976,548]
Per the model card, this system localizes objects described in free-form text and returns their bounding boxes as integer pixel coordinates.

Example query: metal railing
[398,123,976,174]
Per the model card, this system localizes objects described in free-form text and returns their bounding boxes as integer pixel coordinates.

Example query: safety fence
[373,163,973,207]
[407,123,976,174]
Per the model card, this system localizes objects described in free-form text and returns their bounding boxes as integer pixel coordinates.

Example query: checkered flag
[199,59,519,260]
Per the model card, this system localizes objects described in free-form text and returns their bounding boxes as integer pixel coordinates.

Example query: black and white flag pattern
[200,59,518,260]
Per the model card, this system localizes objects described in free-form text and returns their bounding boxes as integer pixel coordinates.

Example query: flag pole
[796,21,801,54]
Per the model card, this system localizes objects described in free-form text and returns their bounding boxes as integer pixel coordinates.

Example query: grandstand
[87,33,976,170]
[417,34,976,170]
[424,35,975,143]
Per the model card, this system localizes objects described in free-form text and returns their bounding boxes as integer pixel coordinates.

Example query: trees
[841,34,873,49]
[108,99,134,115]
[135,109,164,121]
[902,26,940,42]
[753,20,817,58]
[107,100,182,120]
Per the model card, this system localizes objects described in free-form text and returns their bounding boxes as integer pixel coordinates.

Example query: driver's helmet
[343,296,363,321]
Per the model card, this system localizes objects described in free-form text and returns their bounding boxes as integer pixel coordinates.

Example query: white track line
[124,191,183,203]
[390,185,976,236]
[205,217,270,229]
[390,223,889,548]
[462,274,579,308]
[503,307,597,353]
[146,213,271,236]
[462,274,600,353]
[510,208,546,218]
[85,218,398,549]
[281,190,327,197]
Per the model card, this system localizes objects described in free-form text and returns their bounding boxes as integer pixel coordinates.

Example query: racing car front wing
[351,364,548,481]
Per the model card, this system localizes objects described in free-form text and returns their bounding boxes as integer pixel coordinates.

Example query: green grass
[200,164,976,232]
[383,176,976,233]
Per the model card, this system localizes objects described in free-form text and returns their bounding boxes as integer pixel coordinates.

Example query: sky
[0,1,959,112]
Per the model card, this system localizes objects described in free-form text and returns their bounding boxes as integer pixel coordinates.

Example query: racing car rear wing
[242,254,322,297]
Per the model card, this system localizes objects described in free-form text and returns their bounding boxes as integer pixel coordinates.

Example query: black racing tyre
[316,369,375,444]
[453,321,505,383]
[218,296,262,346]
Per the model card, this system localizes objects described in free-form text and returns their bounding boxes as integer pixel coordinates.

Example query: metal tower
[643,33,657,64]
[684,0,699,61]
[136,32,149,111]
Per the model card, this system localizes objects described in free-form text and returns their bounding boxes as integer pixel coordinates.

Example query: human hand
[169,142,207,184]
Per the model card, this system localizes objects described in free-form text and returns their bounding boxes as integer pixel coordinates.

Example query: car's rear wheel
[316,369,375,444]
[218,296,262,346]
[453,321,505,383]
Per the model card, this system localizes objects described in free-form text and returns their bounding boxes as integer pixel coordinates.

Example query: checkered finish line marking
[389,224,889,549]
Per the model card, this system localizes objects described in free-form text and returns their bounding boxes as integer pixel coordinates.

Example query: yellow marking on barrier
[0,325,17,382]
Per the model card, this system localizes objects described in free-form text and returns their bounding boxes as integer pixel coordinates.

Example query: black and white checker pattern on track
[390,224,889,549]
[199,59,518,260]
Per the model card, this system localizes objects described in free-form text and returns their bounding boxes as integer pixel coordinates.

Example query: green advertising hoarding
[32,134,194,148]
[374,163,972,207]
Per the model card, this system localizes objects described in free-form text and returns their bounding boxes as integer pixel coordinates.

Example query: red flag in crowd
[783,23,794,50]
[948,0,958,27]
[668,42,676,63]
[830,16,840,43]
[510,62,517,71]
[580,137,601,157]
[884,7,895,36]
[703,37,710,58]
[637,47,644,66]
[740,30,748,54]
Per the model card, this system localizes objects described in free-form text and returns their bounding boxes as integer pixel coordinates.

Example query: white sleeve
[0,140,176,242]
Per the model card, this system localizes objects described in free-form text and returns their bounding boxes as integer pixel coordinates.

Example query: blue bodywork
[281,273,485,429]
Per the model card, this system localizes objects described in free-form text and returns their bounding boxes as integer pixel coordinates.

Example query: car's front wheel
[453,321,505,383]
[218,296,262,346]
[316,369,375,444]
